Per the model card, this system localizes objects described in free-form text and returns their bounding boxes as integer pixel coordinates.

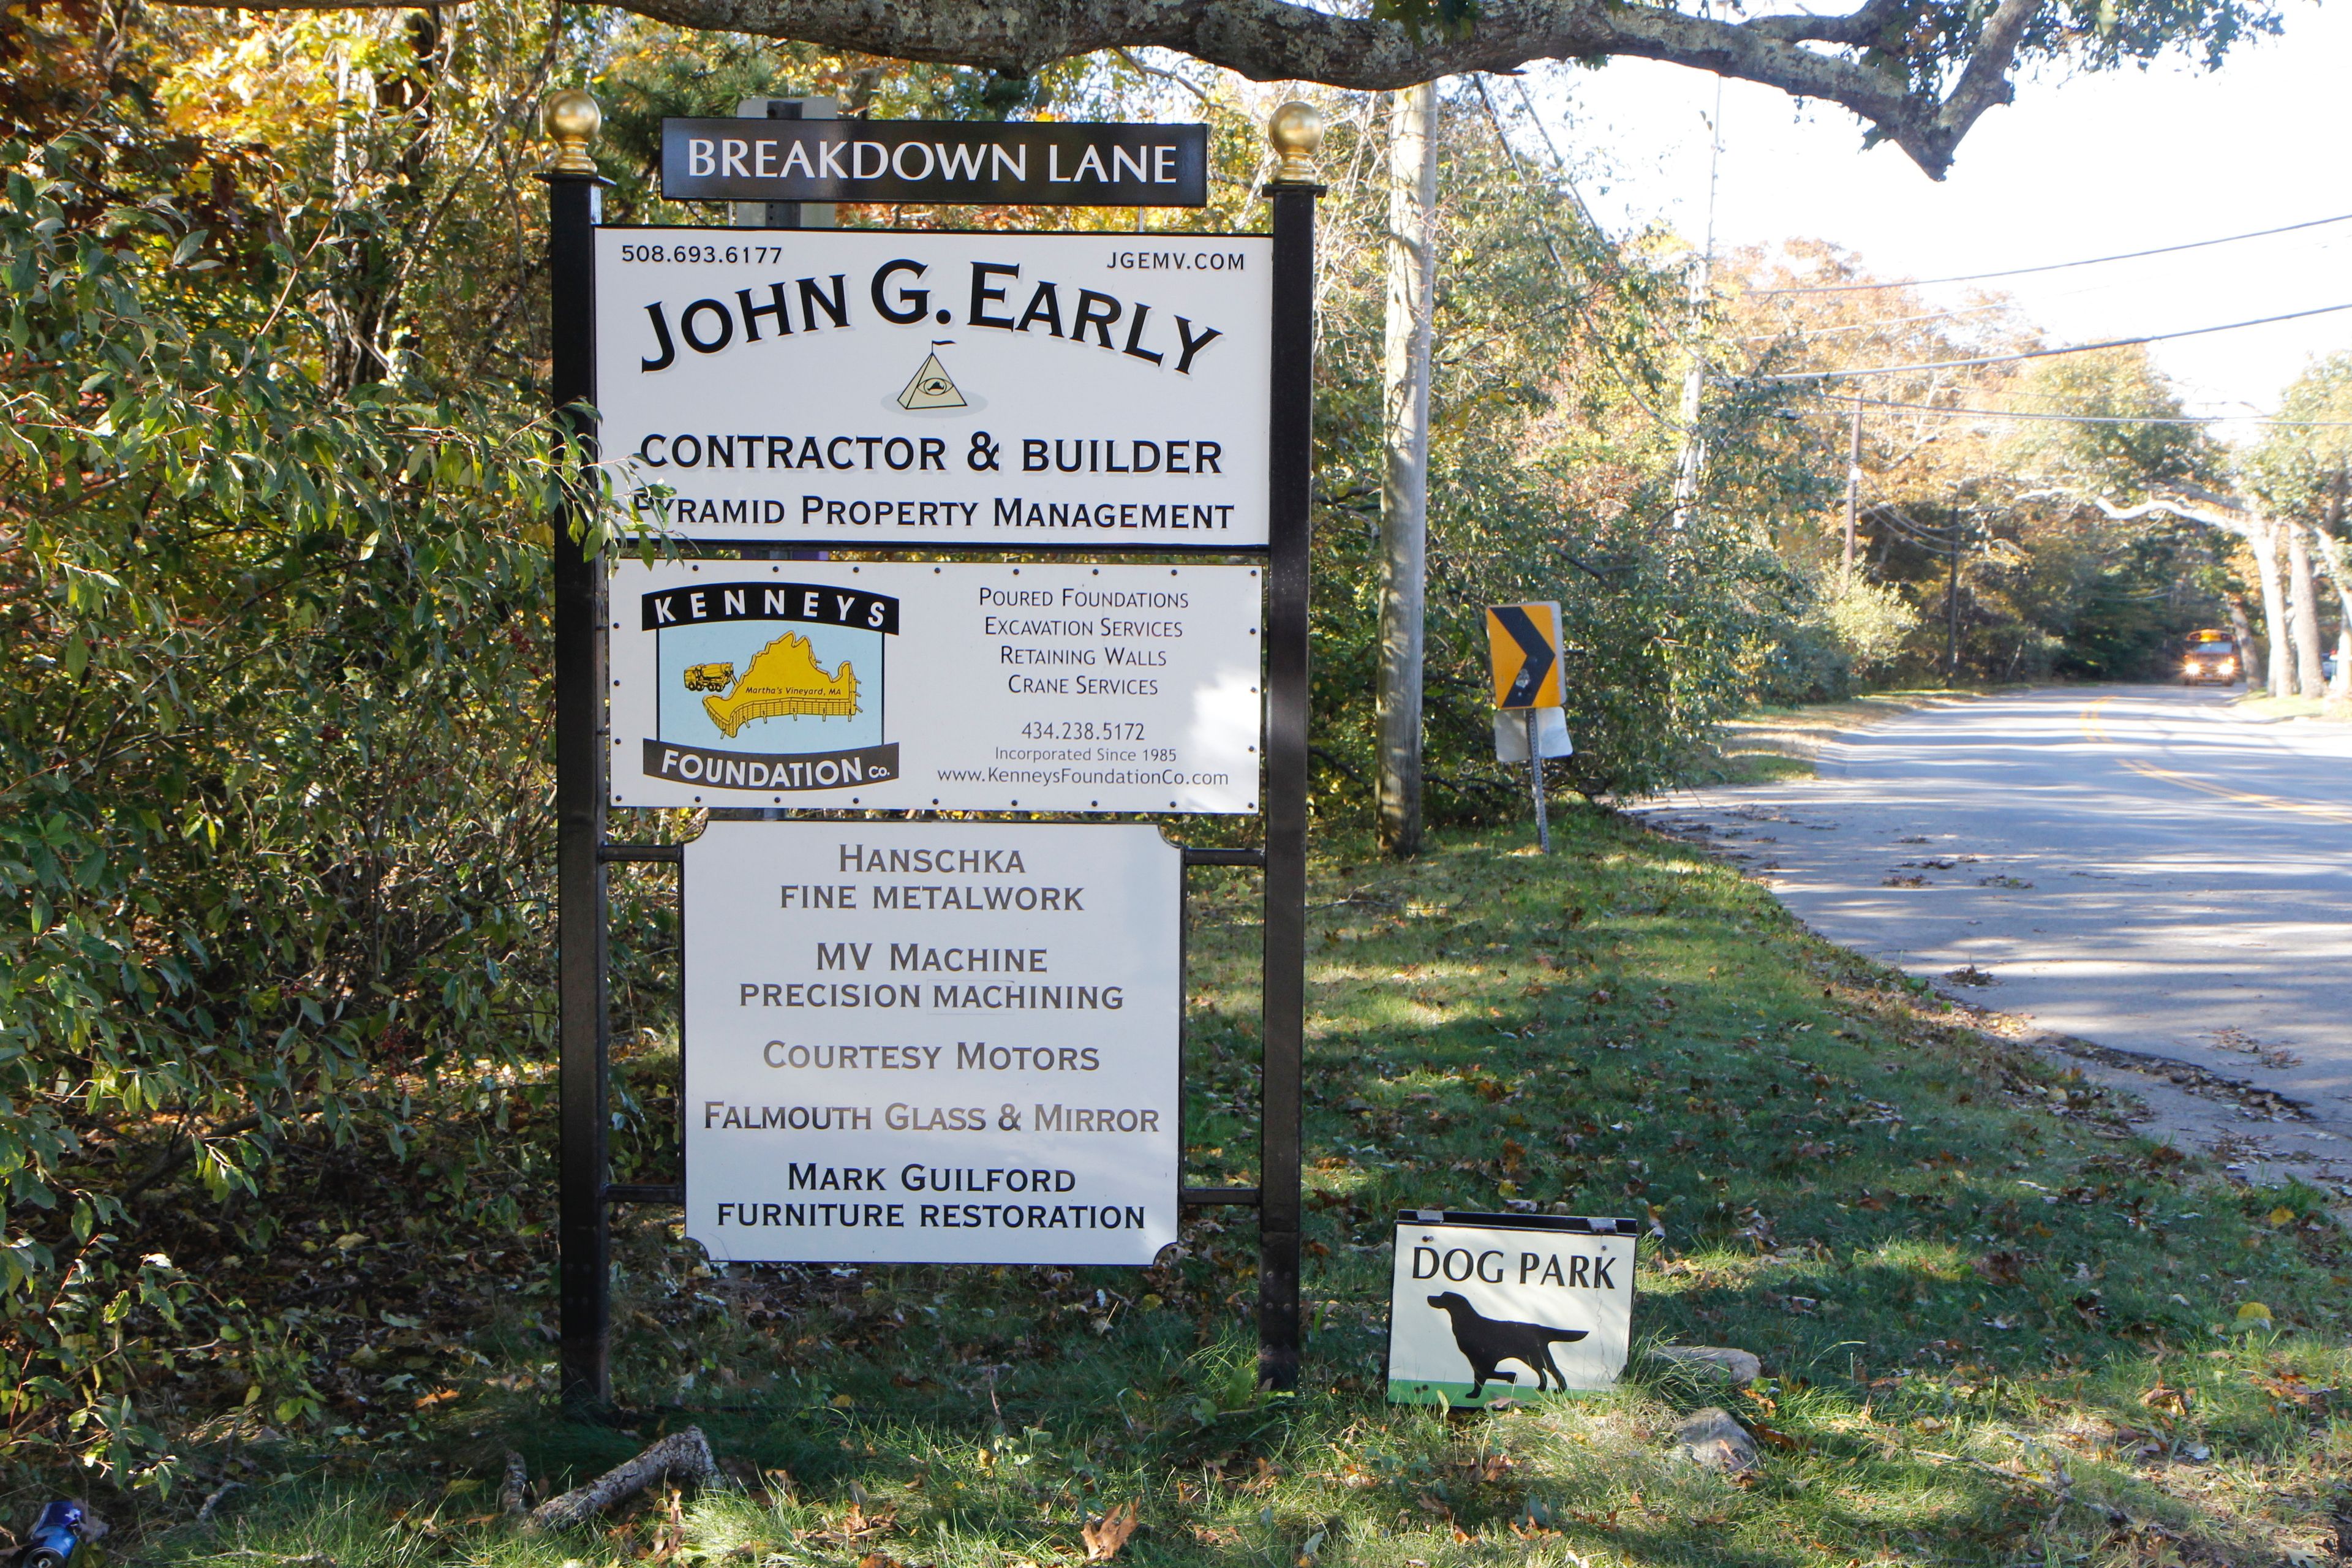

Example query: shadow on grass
[133,816,2350,1567]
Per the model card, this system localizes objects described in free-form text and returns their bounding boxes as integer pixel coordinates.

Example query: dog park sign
[541,92,1329,1408]
[1386,1211,1639,1405]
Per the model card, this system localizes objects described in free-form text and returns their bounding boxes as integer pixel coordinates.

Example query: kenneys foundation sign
[606,560,1264,814]
[594,228,1272,548]
[660,118,1208,207]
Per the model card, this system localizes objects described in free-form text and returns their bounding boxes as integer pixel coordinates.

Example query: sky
[1537,1,2352,442]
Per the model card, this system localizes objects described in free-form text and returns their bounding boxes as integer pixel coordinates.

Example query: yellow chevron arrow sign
[1485,602,1564,710]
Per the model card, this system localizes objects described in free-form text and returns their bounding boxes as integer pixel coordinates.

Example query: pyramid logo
[897,341,968,410]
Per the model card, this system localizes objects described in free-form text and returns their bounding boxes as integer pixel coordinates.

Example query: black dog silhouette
[1426,1292,1589,1397]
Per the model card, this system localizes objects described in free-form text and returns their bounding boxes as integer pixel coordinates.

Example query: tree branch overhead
[144,0,2273,178]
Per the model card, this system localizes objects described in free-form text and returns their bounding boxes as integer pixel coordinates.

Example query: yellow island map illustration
[687,632,859,737]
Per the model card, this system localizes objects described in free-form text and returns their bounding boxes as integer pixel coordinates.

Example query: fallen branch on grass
[526,1427,717,1532]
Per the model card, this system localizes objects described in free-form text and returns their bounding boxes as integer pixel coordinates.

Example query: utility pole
[733,94,836,230]
[1668,80,1723,532]
[1842,391,1862,576]
[1945,507,1964,679]
[739,94,832,834]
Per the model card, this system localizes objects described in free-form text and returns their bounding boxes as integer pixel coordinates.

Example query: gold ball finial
[543,88,603,176]
[1267,100,1324,184]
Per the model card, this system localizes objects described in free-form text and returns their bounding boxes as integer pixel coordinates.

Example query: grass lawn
[2229,692,2352,726]
[135,812,2351,1568]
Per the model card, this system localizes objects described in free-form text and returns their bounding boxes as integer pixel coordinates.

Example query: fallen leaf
[1978,1250,2027,1285]
[1083,1501,1140,1562]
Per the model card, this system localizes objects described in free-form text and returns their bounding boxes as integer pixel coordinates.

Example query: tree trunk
[2285,522,2326,698]
[2224,596,2257,686]
[1376,81,1438,858]
[2248,519,2291,699]
[2309,505,2351,701]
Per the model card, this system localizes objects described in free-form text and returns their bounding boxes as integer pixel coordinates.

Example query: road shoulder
[1693,688,1992,785]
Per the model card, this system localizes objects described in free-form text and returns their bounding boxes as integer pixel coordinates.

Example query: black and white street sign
[660,119,1209,207]
[682,821,1182,1265]
[608,559,1262,813]
[1387,1212,1638,1406]
[595,228,1272,548]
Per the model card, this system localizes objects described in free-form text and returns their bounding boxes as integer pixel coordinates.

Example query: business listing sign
[606,559,1262,813]
[681,821,1182,1265]
[594,228,1271,548]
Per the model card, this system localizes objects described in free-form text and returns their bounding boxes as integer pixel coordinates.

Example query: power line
[1869,505,1962,545]
[1749,300,2352,382]
[1466,74,1682,434]
[1784,395,2352,427]
[1741,300,2017,342]
[1749,211,2352,295]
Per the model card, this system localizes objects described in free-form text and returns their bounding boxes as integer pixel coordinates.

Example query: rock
[1672,1407,1760,1474]
[1648,1344,1763,1383]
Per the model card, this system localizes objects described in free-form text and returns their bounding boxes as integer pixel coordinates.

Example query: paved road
[1630,686,2352,1179]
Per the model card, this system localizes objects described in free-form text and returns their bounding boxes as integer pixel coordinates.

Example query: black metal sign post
[1256,126,1322,1392]
[542,92,1323,1412]
[543,91,613,1412]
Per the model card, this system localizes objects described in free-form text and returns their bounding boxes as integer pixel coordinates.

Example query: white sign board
[594,228,1272,548]
[1493,708,1573,763]
[1386,1212,1638,1406]
[608,559,1261,813]
[682,821,1181,1265]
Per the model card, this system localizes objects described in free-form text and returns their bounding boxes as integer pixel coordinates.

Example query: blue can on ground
[23,1500,85,1568]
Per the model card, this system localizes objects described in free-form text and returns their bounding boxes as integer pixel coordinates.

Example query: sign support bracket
[1525,710,1551,854]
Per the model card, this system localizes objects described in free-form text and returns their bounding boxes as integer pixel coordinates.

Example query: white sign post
[595,228,1272,548]
[1386,1212,1638,1406]
[682,821,1182,1265]
[609,559,1262,813]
